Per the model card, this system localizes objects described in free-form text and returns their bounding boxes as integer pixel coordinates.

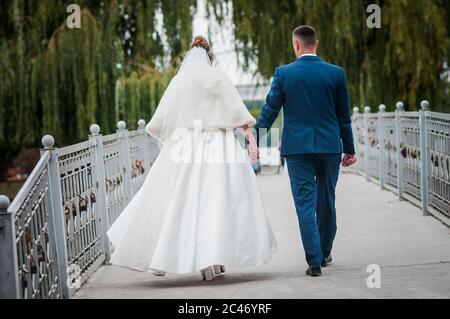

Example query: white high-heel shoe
[213,265,225,274]
[200,266,216,281]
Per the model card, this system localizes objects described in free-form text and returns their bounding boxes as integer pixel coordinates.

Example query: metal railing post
[364,106,371,181]
[138,119,151,172]
[419,100,430,216]
[89,125,111,263]
[378,104,386,189]
[117,121,133,204]
[41,135,70,298]
[395,101,405,200]
[0,195,20,299]
[352,107,360,175]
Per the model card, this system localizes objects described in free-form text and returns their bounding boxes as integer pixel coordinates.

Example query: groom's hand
[341,154,357,167]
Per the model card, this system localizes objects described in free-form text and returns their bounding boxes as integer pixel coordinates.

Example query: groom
[255,25,356,276]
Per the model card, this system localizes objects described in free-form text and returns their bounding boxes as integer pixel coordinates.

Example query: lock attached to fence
[90,192,96,205]
[21,266,28,289]
[72,202,77,217]
[37,241,45,262]
[29,255,37,274]
[78,194,88,213]
[64,204,71,221]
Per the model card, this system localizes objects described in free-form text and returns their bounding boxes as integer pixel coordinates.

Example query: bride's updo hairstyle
[190,36,214,63]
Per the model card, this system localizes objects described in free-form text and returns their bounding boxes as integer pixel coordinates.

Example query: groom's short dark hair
[292,25,317,48]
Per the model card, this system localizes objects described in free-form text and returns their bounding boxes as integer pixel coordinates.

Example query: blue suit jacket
[256,55,355,156]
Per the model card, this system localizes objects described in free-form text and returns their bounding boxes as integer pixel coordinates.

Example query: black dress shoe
[321,255,333,267]
[306,266,322,277]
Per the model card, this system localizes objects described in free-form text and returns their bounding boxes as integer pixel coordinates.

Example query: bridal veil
[145,47,256,142]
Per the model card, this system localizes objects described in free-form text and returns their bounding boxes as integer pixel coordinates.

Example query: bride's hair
[190,36,214,63]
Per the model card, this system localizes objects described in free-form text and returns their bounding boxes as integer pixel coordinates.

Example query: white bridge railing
[0,120,160,299]
[352,100,449,226]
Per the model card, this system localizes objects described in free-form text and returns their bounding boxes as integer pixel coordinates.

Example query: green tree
[0,0,196,172]
[207,0,449,112]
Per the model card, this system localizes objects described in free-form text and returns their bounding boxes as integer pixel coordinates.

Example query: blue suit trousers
[286,153,341,267]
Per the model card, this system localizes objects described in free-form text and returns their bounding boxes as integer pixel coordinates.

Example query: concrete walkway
[74,169,450,299]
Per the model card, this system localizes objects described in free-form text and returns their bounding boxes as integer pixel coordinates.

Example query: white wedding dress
[106,48,277,274]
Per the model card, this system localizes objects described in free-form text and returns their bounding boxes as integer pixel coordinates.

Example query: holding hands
[239,127,357,166]
[247,139,259,162]
[240,125,259,162]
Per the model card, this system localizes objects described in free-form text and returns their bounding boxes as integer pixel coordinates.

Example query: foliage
[0,0,195,158]
[207,0,450,112]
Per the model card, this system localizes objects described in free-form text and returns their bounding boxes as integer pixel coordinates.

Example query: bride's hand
[248,141,259,161]
[240,125,259,162]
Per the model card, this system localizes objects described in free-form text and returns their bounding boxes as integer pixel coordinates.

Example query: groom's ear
[292,38,298,51]
[316,40,320,50]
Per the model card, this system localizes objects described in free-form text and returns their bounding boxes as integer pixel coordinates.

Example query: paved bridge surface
[73,169,450,299]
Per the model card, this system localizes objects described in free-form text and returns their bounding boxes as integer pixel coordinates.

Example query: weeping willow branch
[206,0,449,112]
[0,0,196,154]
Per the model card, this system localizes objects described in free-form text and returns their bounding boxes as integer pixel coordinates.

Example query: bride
[107,36,277,281]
